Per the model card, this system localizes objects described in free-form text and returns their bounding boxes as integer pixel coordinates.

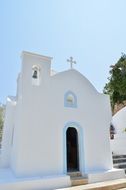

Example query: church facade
[0,51,124,189]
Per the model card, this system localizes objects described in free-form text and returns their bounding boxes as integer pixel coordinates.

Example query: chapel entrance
[66,127,79,172]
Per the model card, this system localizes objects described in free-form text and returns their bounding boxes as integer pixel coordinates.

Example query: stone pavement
[56,178,126,190]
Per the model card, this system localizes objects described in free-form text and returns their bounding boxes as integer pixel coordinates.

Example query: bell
[32,70,38,79]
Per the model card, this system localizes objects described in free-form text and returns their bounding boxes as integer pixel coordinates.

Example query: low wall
[87,169,125,183]
[0,175,71,190]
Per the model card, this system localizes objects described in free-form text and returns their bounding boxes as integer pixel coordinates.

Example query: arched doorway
[66,127,79,172]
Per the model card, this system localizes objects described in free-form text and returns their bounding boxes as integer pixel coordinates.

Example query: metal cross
[67,57,76,69]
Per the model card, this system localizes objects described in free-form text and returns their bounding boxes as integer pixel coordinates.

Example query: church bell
[32,70,38,79]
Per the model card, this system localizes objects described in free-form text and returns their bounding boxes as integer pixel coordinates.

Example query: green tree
[104,53,126,111]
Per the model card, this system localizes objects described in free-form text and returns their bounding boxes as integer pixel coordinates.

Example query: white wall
[111,107,126,154]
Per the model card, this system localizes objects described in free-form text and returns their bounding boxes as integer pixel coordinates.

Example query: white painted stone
[0,168,71,190]
[87,168,125,183]
[0,51,124,189]
[111,106,126,154]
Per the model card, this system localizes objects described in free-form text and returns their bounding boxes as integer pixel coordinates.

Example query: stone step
[113,163,126,168]
[68,171,82,177]
[118,165,126,169]
[113,158,126,164]
[113,154,126,174]
[71,176,88,186]
[113,155,126,159]
[113,167,126,174]
[113,167,126,173]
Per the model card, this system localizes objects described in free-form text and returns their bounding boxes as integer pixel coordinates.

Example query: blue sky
[0,0,126,103]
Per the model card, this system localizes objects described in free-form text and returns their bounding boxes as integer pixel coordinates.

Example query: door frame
[63,121,85,174]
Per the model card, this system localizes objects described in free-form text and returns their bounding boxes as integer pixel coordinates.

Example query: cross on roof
[67,57,76,69]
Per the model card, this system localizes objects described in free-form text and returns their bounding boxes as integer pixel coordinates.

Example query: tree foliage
[104,53,126,110]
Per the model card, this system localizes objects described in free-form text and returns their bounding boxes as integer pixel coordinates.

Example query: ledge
[21,51,53,62]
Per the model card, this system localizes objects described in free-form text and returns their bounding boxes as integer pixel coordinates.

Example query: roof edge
[21,51,53,61]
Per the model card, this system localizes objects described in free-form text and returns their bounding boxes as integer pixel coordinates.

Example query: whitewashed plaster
[111,106,126,154]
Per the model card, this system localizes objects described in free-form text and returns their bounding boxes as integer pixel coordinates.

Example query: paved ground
[56,178,126,190]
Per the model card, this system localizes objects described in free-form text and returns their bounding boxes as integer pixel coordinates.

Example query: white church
[0,51,125,190]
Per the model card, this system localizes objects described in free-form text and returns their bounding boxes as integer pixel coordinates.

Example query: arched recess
[32,65,41,86]
[63,122,85,173]
[64,91,77,108]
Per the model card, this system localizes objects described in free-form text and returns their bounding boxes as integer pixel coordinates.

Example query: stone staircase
[113,154,126,173]
[68,172,88,186]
